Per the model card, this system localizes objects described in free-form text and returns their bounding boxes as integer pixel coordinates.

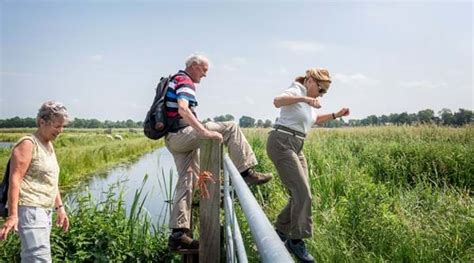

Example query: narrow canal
[1,142,177,226]
[67,147,178,226]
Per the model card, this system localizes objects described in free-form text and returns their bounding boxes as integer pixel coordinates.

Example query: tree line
[340,108,473,128]
[0,108,472,129]
[0,117,144,129]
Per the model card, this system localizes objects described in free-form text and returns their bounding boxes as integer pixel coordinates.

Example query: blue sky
[1,0,472,122]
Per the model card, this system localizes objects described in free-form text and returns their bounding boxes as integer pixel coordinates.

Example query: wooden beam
[199,139,222,263]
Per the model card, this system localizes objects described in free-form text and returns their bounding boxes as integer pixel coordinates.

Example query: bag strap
[0,158,11,204]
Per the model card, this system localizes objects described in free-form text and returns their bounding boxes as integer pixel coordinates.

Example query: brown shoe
[243,169,272,186]
[168,231,199,251]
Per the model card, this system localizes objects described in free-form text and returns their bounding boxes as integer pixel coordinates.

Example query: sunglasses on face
[318,84,328,95]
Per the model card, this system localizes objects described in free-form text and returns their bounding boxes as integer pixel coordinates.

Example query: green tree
[439,108,454,125]
[397,112,411,124]
[224,114,235,121]
[125,119,136,128]
[379,115,389,124]
[417,109,435,124]
[213,114,235,122]
[453,108,473,126]
[388,113,400,124]
[263,119,272,128]
[239,116,255,128]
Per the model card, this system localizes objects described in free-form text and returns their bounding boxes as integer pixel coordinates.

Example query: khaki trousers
[266,130,313,239]
[165,121,257,229]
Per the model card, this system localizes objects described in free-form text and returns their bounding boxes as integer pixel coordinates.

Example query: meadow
[0,128,163,189]
[0,126,472,262]
[241,125,473,262]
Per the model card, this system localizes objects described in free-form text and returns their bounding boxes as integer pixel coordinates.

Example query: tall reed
[0,177,174,262]
[240,126,473,262]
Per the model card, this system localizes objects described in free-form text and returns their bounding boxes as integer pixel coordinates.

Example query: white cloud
[244,96,255,105]
[276,40,324,53]
[220,64,237,72]
[333,73,378,86]
[1,71,42,77]
[279,67,289,74]
[89,54,104,62]
[399,80,447,90]
[218,56,248,72]
[231,57,248,64]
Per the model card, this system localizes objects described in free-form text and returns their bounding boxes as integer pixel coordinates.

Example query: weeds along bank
[0,128,163,189]
[0,179,172,261]
[242,126,473,262]
[0,128,172,261]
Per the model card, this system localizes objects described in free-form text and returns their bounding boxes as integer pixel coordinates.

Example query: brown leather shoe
[243,169,272,186]
[168,231,199,251]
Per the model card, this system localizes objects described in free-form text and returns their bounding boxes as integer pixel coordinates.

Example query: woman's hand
[336,108,350,118]
[56,208,69,232]
[0,216,18,241]
[305,97,321,109]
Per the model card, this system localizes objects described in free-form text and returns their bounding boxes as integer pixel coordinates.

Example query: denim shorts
[18,206,53,263]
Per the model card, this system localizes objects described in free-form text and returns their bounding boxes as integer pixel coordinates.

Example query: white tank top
[15,134,59,208]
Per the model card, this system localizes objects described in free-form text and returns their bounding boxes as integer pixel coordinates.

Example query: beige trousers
[266,130,313,239]
[165,121,257,229]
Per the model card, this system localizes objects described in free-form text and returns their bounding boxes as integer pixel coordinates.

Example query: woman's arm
[274,95,320,108]
[0,140,33,240]
[54,192,69,232]
[315,108,350,125]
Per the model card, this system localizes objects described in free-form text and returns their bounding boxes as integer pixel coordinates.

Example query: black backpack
[143,75,174,140]
[0,159,11,218]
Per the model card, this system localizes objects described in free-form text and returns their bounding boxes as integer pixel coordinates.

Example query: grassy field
[0,126,472,262]
[239,125,473,262]
[0,128,163,190]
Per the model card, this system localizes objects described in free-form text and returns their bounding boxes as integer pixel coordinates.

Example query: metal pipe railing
[232,210,247,263]
[224,163,248,263]
[223,155,294,263]
[224,166,236,262]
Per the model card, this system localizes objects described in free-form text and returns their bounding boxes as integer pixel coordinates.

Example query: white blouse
[274,82,316,134]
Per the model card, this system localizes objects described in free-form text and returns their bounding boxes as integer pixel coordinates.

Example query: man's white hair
[185,53,210,68]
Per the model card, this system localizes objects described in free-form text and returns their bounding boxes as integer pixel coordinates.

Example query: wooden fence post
[199,139,222,263]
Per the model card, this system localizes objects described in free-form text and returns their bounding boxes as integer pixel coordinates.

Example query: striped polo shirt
[165,70,198,121]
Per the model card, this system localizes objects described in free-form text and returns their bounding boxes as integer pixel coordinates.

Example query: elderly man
[165,53,272,250]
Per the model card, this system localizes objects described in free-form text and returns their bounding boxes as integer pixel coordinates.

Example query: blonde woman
[267,68,350,262]
[0,101,70,262]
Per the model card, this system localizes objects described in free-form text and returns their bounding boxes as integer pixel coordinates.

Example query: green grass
[0,177,175,262]
[241,125,473,262]
[0,128,163,189]
[1,126,472,262]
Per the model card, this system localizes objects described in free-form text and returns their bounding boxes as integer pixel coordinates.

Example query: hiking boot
[286,239,315,263]
[275,229,288,243]
[243,169,272,186]
[168,231,199,251]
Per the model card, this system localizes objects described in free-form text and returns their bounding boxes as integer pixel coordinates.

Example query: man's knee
[222,121,238,132]
[205,121,238,133]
